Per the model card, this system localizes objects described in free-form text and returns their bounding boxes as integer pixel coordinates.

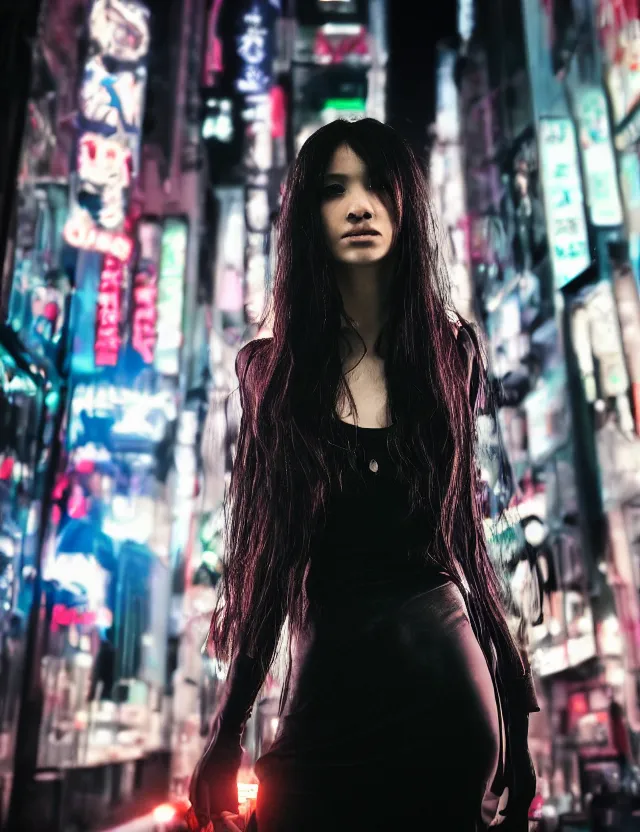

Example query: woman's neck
[336,262,392,350]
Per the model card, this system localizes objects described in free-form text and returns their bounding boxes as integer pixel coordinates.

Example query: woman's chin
[338,252,389,267]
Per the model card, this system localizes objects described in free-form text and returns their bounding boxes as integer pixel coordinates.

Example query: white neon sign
[458,0,474,42]
[539,118,591,289]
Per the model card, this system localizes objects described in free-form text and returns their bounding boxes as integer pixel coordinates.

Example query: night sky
[386,2,457,159]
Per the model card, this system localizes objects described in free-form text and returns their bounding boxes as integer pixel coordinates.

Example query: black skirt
[252,578,504,831]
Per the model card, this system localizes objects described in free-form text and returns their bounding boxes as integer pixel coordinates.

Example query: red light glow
[238,782,258,801]
[153,803,177,824]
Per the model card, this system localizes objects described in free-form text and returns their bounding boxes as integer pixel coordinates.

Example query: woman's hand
[188,729,244,825]
[186,807,247,832]
[215,812,247,831]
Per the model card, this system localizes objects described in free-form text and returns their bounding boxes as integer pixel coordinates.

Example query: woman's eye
[322,183,345,198]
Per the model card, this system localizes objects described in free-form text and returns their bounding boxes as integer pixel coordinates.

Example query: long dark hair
[209,118,526,702]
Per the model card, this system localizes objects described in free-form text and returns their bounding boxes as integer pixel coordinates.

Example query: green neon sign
[322,98,366,111]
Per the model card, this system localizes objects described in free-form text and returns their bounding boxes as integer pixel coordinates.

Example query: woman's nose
[347,209,373,221]
[345,185,375,221]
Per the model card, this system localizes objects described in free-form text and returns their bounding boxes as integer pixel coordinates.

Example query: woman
[189,119,539,831]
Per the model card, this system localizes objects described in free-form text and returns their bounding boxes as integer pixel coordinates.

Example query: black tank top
[305,418,448,607]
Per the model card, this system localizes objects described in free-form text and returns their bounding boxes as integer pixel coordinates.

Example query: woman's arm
[190,338,283,822]
[207,607,285,743]
[189,606,285,823]
[456,325,541,828]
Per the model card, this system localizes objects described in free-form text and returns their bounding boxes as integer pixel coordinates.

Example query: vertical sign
[458,0,475,43]
[597,1,640,128]
[155,219,188,376]
[63,0,150,262]
[237,1,279,333]
[203,0,225,88]
[235,1,277,97]
[539,118,591,289]
[182,0,205,172]
[95,254,126,366]
[214,188,246,346]
[619,151,640,232]
[575,87,624,227]
[131,221,162,365]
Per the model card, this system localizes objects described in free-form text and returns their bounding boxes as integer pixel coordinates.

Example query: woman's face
[320,144,395,267]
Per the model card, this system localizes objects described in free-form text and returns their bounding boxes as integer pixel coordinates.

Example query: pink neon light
[131,266,158,364]
[95,254,124,366]
[63,216,134,262]
[270,86,286,139]
[0,458,14,480]
[51,603,97,632]
[313,27,369,64]
[203,0,225,86]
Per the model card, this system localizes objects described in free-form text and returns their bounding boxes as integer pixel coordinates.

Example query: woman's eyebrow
[323,171,368,182]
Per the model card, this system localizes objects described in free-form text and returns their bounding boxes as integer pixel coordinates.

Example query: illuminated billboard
[597,1,640,143]
[574,87,624,227]
[63,0,150,262]
[235,1,276,96]
[155,218,188,377]
[539,118,591,289]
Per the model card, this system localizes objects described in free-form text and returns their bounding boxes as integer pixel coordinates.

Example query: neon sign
[79,60,146,164]
[155,219,188,376]
[322,98,366,111]
[51,603,113,632]
[95,254,125,366]
[88,0,150,64]
[539,118,591,289]
[202,99,234,142]
[597,1,640,127]
[270,86,286,139]
[79,134,131,228]
[245,188,271,233]
[203,0,225,87]
[51,604,96,632]
[132,278,158,364]
[131,221,161,365]
[63,134,136,261]
[575,87,624,226]
[313,25,370,65]
[458,0,474,42]
[63,213,134,262]
[245,237,268,324]
[45,552,110,613]
[63,0,149,258]
[236,2,275,96]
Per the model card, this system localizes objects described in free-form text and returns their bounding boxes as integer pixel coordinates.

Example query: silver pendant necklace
[345,419,381,474]
[354,428,379,473]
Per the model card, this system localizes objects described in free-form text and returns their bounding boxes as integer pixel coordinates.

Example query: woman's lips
[342,231,380,240]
